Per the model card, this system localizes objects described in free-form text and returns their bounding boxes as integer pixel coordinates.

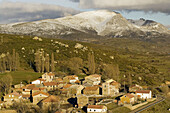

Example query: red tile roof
[43,82,58,86]
[41,95,60,103]
[22,84,35,90]
[22,94,30,98]
[43,72,55,76]
[6,92,22,97]
[88,105,104,109]
[32,91,50,96]
[84,86,99,91]
[136,90,151,94]
[63,84,72,89]
[125,93,134,98]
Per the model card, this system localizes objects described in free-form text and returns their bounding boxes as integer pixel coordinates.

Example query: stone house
[32,87,47,94]
[54,78,63,83]
[83,86,100,95]
[42,72,55,82]
[14,83,25,89]
[129,84,143,92]
[87,105,107,113]
[68,85,84,96]
[84,74,101,86]
[43,82,59,91]
[102,79,120,96]
[22,84,35,99]
[3,92,22,105]
[77,95,89,108]
[31,78,46,84]
[63,75,79,84]
[38,95,60,108]
[136,90,152,100]
[32,91,50,104]
[120,93,136,105]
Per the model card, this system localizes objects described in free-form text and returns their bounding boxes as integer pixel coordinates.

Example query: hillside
[0,33,169,86]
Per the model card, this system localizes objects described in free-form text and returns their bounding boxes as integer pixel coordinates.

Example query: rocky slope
[0,10,169,40]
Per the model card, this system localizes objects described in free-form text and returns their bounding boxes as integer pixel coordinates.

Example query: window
[12,95,14,97]
[9,95,11,97]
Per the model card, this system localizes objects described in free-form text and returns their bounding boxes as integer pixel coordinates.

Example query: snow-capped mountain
[128,18,170,33]
[0,10,169,39]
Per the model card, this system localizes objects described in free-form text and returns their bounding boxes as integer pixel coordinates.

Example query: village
[0,72,156,113]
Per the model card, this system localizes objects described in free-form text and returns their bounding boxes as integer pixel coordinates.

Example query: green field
[0,71,42,85]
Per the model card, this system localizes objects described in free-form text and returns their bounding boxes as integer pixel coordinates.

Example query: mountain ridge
[0,10,169,41]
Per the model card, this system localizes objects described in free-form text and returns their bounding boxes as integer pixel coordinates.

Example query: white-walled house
[87,105,107,113]
[136,90,152,99]
[31,78,45,84]
[42,72,55,82]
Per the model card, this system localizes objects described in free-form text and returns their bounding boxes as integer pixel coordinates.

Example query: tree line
[0,49,20,73]
[34,50,55,73]
[34,50,120,81]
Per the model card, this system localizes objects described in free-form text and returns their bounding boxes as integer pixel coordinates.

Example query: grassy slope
[0,33,170,86]
[0,71,42,85]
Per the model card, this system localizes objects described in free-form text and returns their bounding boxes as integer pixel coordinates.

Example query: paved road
[129,96,165,113]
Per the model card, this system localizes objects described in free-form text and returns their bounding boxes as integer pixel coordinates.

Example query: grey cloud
[71,0,170,14]
[70,0,80,2]
[0,2,80,24]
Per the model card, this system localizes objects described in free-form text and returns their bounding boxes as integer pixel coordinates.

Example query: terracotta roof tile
[125,93,134,98]
[43,82,58,86]
[136,90,151,94]
[6,92,22,97]
[88,105,104,109]
[22,84,35,90]
[63,84,72,89]
[84,86,99,91]
[41,95,60,103]
[22,94,30,98]
[43,72,55,76]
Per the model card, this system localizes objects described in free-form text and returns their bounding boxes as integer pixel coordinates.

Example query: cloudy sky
[0,0,170,26]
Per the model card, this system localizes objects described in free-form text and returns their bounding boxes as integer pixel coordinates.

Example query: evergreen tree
[45,53,50,72]
[41,51,45,73]
[88,52,95,74]
[35,50,41,73]
[51,53,55,72]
